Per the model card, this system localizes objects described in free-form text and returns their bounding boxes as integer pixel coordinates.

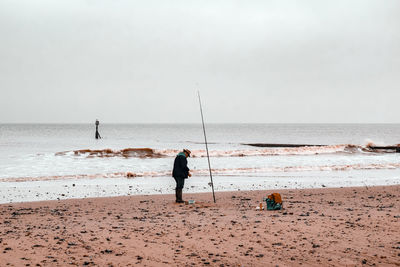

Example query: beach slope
[0,185,399,266]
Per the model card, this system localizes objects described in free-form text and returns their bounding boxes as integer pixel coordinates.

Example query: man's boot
[175,189,180,203]
[176,189,184,203]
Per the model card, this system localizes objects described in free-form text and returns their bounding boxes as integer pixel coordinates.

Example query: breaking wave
[4,162,400,182]
[53,144,389,159]
[55,148,167,158]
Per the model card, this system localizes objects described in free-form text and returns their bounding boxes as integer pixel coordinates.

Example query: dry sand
[0,185,399,266]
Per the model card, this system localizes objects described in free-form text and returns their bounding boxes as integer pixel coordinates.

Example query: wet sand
[0,185,399,266]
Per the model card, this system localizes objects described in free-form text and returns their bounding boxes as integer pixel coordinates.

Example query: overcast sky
[0,0,399,123]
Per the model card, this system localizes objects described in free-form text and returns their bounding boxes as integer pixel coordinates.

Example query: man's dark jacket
[172,152,189,178]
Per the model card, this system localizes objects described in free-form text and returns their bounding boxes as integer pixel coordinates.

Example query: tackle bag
[266,193,283,210]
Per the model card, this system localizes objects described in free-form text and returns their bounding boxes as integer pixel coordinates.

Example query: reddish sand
[0,185,399,266]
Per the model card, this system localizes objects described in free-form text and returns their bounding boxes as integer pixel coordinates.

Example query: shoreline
[1,169,400,204]
[1,185,399,266]
[1,183,399,206]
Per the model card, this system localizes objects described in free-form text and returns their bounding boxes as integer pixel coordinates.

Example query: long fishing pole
[198,91,216,203]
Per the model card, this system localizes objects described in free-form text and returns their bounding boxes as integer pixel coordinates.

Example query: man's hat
[183,149,191,157]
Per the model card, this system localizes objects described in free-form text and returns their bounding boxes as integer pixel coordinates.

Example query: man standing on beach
[172,149,191,203]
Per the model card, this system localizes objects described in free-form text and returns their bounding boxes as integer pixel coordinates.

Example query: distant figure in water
[95,119,101,139]
[172,149,191,203]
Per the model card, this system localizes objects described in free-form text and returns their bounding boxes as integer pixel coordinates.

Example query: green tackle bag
[266,193,283,210]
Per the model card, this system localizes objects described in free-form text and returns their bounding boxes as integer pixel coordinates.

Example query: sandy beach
[0,185,399,266]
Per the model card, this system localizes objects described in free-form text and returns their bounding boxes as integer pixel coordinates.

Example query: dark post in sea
[95,119,101,139]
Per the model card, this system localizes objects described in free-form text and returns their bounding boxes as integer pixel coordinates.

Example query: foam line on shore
[3,162,400,182]
[1,171,400,204]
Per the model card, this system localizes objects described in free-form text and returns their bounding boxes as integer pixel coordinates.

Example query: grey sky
[0,0,399,123]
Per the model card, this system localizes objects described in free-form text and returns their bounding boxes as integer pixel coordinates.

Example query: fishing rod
[197,91,216,203]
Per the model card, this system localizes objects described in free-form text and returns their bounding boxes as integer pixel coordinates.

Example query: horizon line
[1,122,400,125]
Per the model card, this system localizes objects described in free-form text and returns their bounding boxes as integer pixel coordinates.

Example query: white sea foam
[3,162,400,183]
[54,144,370,159]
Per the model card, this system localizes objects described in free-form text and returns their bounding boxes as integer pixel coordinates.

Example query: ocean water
[1,123,400,203]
